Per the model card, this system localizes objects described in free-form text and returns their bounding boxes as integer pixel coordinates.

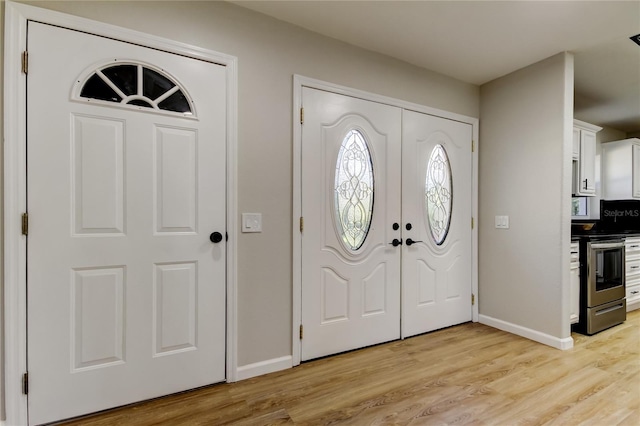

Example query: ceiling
[232,1,640,134]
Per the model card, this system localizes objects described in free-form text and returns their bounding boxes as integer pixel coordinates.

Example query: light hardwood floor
[60,311,639,425]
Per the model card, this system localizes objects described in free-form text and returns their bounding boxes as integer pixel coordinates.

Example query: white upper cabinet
[601,138,640,200]
[572,128,580,160]
[578,130,597,195]
[573,120,602,197]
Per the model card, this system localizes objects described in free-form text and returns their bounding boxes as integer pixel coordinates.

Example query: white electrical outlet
[242,213,262,233]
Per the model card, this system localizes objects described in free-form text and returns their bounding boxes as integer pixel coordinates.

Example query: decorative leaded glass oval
[78,62,193,115]
[334,130,374,251]
[425,144,452,245]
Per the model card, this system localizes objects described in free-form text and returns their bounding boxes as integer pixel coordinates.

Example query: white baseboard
[236,355,293,381]
[479,314,574,350]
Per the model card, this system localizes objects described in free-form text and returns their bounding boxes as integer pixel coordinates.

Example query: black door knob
[389,238,402,247]
[406,238,423,246]
[210,232,223,243]
[405,223,412,231]
[392,223,400,231]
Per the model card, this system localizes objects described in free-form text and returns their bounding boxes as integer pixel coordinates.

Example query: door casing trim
[3,2,239,424]
[292,74,479,366]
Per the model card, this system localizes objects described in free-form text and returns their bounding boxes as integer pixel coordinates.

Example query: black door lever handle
[406,238,423,246]
[389,238,402,247]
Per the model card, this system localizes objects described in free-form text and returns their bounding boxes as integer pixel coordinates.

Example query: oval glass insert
[334,129,375,251]
[425,144,452,245]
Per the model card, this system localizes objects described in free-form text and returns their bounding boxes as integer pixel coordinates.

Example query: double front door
[301,88,472,360]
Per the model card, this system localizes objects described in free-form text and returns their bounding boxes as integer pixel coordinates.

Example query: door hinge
[21,213,29,236]
[22,51,28,74]
[22,372,29,395]
[299,324,304,340]
[472,294,476,306]
[300,217,304,233]
[471,140,475,153]
[300,107,304,125]
[471,217,474,229]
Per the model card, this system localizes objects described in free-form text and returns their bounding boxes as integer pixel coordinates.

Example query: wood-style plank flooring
[60,311,640,425]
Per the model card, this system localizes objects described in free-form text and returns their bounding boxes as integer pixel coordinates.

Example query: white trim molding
[479,314,574,350]
[292,75,480,366]
[628,301,640,312]
[3,2,239,424]
[236,356,294,382]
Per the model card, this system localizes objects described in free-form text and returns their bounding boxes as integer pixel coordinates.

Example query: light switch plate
[495,215,510,229]
[242,213,262,233]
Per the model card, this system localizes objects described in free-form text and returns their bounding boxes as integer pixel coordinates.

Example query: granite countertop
[571,220,640,238]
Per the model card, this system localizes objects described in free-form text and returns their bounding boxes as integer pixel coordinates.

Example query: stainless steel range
[575,238,626,335]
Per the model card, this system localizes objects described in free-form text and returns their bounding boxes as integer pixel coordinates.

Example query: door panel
[154,126,198,233]
[27,22,226,425]
[401,110,473,338]
[301,88,402,361]
[72,266,125,370]
[72,115,125,234]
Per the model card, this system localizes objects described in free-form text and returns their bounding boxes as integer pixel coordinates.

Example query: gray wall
[1,0,4,415]
[2,1,479,369]
[479,53,573,339]
[598,127,627,143]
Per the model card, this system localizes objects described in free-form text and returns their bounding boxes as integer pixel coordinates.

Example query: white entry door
[401,110,473,337]
[301,88,402,361]
[300,88,473,360]
[27,22,226,425]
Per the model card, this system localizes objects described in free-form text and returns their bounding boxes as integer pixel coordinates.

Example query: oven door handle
[590,242,625,249]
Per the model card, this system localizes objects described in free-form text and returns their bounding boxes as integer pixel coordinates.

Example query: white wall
[478,53,574,343]
[2,1,479,374]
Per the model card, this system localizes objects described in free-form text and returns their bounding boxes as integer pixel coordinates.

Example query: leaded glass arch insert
[334,129,375,251]
[77,62,193,115]
[425,144,452,245]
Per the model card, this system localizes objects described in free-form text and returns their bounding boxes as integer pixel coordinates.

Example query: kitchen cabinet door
[570,265,580,324]
[626,237,640,311]
[602,138,640,200]
[570,242,580,324]
[577,129,596,196]
[572,128,580,160]
[572,120,601,197]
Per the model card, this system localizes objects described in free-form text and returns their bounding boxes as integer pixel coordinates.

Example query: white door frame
[292,75,479,366]
[3,2,238,424]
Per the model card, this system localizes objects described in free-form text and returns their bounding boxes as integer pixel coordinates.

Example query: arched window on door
[76,62,194,115]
